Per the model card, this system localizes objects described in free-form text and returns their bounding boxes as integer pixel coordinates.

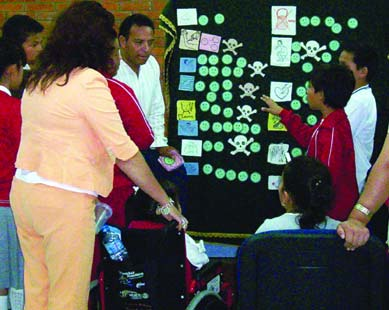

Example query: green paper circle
[236,57,247,68]
[209,81,220,92]
[241,123,249,134]
[299,16,310,27]
[321,52,332,63]
[226,170,236,181]
[250,142,261,153]
[291,53,301,64]
[233,122,243,133]
[291,147,303,157]
[195,81,206,92]
[348,17,358,29]
[203,140,213,152]
[197,54,207,65]
[310,16,321,27]
[233,67,244,78]
[222,54,233,65]
[223,107,234,118]
[214,141,224,152]
[307,114,318,126]
[291,99,301,111]
[329,40,340,51]
[296,86,307,97]
[212,122,223,133]
[302,95,308,104]
[325,16,335,27]
[302,62,313,73]
[222,79,233,91]
[209,66,219,77]
[250,172,261,183]
[199,120,210,131]
[210,104,221,115]
[208,55,219,65]
[331,23,342,34]
[222,91,233,102]
[250,124,261,135]
[305,80,310,89]
[164,157,175,165]
[292,42,301,52]
[198,66,209,77]
[238,171,249,182]
[223,121,233,132]
[202,164,213,175]
[198,15,209,26]
[214,13,225,25]
[222,66,232,77]
[206,92,217,102]
[200,101,210,112]
[215,168,225,180]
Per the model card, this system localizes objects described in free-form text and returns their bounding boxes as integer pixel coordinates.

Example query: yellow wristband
[353,203,371,218]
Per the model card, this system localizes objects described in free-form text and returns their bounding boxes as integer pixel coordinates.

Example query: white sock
[9,289,23,310]
[0,295,8,310]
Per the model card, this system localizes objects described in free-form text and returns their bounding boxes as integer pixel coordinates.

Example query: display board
[160,0,389,234]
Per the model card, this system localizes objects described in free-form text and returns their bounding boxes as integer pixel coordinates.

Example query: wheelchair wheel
[186,290,227,310]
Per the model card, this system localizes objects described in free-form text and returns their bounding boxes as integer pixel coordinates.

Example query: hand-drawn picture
[177,100,196,120]
[178,74,195,91]
[268,175,281,190]
[267,143,290,165]
[271,6,296,36]
[270,37,292,67]
[178,120,198,136]
[181,139,203,157]
[179,57,197,73]
[270,81,293,102]
[199,33,221,52]
[179,29,201,51]
[177,8,198,26]
[184,162,199,175]
[267,114,287,131]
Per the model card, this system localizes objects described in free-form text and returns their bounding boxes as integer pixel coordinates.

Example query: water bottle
[101,225,129,262]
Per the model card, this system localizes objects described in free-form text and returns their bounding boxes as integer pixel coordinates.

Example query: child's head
[279,156,334,229]
[307,64,355,110]
[0,39,26,90]
[2,15,44,66]
[339,41,378,83]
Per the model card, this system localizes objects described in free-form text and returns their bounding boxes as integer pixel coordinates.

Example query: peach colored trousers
[10,178,96,310]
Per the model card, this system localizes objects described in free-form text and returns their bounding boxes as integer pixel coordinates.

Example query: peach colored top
[16,68,138,197]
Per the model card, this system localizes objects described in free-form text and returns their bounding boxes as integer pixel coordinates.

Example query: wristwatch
[353,203,371,218]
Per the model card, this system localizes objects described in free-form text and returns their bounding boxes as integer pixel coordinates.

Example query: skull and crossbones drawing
[300,40,327,61]
[228,135,254,156]
[222,38,243,55]
[248,61,268,77]
[239,83,260,99]
[237,105,257,122]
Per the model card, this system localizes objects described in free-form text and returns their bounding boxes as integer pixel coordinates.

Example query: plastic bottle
[100,225,129,262]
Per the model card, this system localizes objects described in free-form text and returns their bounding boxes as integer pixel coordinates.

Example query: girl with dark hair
[255,156,340,233]
[10,2,186,309]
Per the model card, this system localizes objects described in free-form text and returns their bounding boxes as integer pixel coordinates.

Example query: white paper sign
[270,37,292,67]
[270,81,293,102]
[271,6,296,36]
[181,139,203,157]
[177,8,198,26]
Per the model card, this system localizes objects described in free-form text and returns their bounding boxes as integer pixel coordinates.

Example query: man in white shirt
[339,42,378,193]
[115,14,188,211]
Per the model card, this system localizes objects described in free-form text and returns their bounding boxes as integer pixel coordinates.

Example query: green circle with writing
[291,53,301,64]
[302,95,308,104]
[310,16,321,27]
[203,140,213,152]
[222,79,233,91]
[291,147,303,157]
[222,91,233,102]
[222,66,232,77]
[208,55,219,65]
[195,81,206,92]
[214,141,224,152]
[238,171,249,182]
[296,86,306,97]
[197,54,207,65]
[206,92,217,102]
[302,62,313,73]
[291,99,301,111]
[214,13,225,25]
[325,16,335,27]
[223,107,234,118]
[200,101,210,112]
[348,18,358,29]
[211,104,221,115]
[199,120,210,131]
[250,142,261,153]
[212,122,223,133]
[332,23,342,34]
[209,81,220,92]
[307,114,318,126]
[233,67,244,78]
[198,66,209,77]
[215,168,226,179]
[223,121,233,132]
[250,172,261,183]
[164,157,175,165]
[292,42,301,52]
[329,40,340,51]
[222,54,233,65]
[321,52,332,63]
[198,15,209,26]
[202,164,213,175]
[233,122,243,132]
[236,57,247,68]
[300,16,310,27]
[241,123,249,134]
[209,66,219,77]
[226,170,236,181]
[251,124,261,135]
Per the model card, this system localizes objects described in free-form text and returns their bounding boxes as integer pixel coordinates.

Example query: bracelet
[353,203,371,218]
[156,198,175,216]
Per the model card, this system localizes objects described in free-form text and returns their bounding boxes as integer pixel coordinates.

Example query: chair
[237,230,386,310]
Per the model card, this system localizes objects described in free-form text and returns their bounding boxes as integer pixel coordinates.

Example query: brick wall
[0,0,169,66]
